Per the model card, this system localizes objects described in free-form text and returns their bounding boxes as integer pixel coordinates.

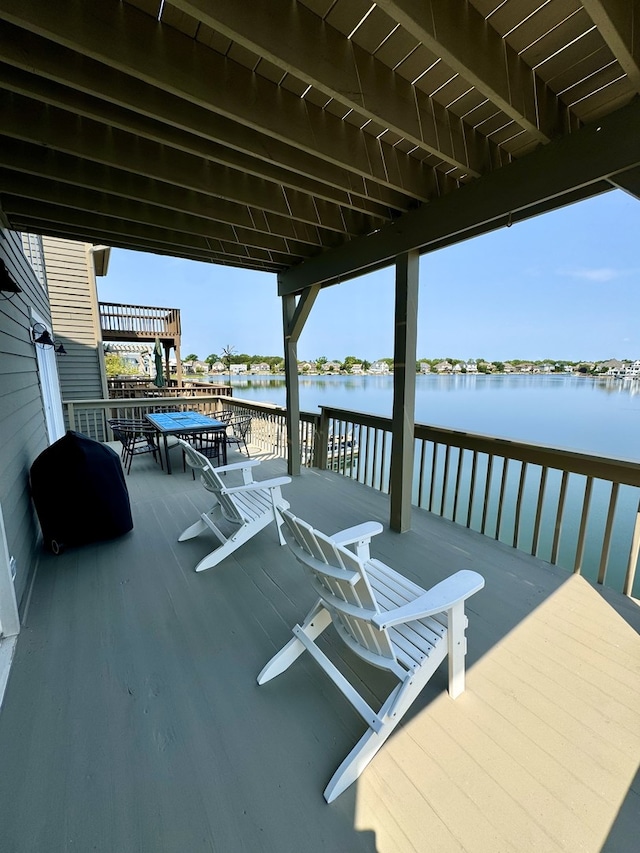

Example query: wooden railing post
[314,407,330,469]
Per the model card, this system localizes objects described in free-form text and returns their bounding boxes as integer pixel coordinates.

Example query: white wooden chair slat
[257,509,485,802]
[177,439,291,572]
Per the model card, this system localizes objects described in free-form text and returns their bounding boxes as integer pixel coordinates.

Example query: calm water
[218,373,640,461]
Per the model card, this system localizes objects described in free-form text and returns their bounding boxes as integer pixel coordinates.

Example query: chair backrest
[281,511,396,666]
[227,415,251,439]
[179,439,244,524]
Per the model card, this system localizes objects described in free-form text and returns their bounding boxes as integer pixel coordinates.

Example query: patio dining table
[145,410,227,474]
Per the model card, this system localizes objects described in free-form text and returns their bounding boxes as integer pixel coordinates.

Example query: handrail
[63,395,640,597]
[99,301,181,338]
[316,406,640,598]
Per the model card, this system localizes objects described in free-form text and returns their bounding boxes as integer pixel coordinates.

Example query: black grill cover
[30,430,133,553]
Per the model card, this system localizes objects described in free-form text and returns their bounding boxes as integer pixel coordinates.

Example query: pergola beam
[279,98,640,294]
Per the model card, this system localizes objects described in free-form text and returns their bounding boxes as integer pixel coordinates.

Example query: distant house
[209,361,225,373]
[350,363,363,374]
[323,361,342,373]
[600,359,624,375]
[419,362,431,374]
[503,363,515,373]
[465,360,478,373]
[230,363,248,374]
[251,362,271,373]
[369,360,390,374]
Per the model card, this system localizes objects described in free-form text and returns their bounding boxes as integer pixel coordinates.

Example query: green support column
[390,251,419,532]
[281,285,319,476]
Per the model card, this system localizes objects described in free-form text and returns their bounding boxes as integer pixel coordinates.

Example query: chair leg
[257,602,330,684]
[192,521,261,572]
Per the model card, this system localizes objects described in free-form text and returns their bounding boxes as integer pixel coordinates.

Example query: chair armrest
[222,476,292,494]
[329,522,383,546]
[329,521,383,560]
[214,459,262,475]
[371,570,485,630]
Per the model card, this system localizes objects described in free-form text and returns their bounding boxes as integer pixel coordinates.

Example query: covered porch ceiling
[0,0,639,295]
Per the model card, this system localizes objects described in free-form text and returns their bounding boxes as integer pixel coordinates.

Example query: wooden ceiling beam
[170,0,483,175]
[279,98,640,294]
[11,217,283,271]
[0,91,383,236]
[4,198,298,268]
[0,37,413,215]
[581,0,640,90]
[0,168,322,257]
[0,0,435,197]
[377,0,562,142]
[0,135,332,245]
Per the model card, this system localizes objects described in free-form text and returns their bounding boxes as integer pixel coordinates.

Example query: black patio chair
[225,415,252,457]
[108,418,162,474]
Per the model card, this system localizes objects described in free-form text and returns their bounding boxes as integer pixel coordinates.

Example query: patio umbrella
[153,338,164,387]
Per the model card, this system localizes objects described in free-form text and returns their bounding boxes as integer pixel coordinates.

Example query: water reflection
[201,373,640,460]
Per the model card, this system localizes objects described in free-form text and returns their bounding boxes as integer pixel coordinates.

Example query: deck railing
[99,302,181,339]
[315,406,640,598]
[106,378,232,399]
[63,395,640,597]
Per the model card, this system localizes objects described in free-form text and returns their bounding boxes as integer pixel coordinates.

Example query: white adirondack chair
[177,439,291,572]
[258,510,484,803]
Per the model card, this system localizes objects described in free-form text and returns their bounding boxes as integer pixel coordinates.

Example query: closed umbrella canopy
[153,338,164,388]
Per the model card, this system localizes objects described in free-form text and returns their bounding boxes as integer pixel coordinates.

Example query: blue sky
[98,188,638,363]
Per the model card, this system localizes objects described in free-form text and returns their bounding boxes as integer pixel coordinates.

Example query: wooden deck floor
[1,446,638,852]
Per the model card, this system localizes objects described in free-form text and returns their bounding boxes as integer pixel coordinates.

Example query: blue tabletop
[146,411,224,431]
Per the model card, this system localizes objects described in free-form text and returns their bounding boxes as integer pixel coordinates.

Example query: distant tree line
[179,352,624,375]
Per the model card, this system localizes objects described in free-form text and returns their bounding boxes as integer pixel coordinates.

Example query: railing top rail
[98,302,179,315]
[319,405,640,488]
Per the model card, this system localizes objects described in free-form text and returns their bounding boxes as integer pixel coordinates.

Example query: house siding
[39,237,107,404]
[0,229,51,612]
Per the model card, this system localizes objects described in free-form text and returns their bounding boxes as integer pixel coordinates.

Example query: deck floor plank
[0,449,638,852]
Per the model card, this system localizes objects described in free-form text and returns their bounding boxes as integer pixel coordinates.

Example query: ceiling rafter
[170,0,484,175]
[0,136,335,246]
[0,91,385,238]
[377,0,562,140]
[580,0,640,89]
[0,26,420,213]
[279,96,640,292]
[0,1,636,278]
[0,169,322,258]
[0,0,437,197]
[5,198,300,268]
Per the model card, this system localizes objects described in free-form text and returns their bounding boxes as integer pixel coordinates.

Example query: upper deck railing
[99,302,181,342]
[63,395,640,598]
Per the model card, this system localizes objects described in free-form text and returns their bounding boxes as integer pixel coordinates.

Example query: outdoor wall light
[31,322,67,355]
